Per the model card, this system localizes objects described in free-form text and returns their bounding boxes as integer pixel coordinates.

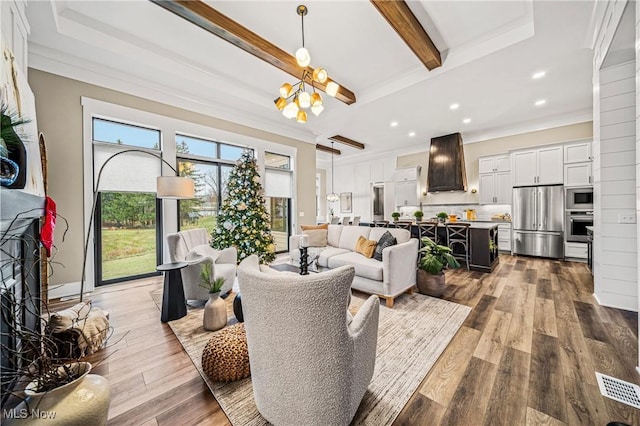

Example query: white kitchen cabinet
[395,180,418,207]
[564,141,592,163]
[498,223,512,252]
[565,162,593,186]
[479,155,510,174]
[565,242,588,260]
[479,171,512,204]
[479,154,512,204]
[512,146,563,186]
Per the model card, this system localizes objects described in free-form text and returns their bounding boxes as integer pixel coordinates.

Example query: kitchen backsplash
[398,204,512,221]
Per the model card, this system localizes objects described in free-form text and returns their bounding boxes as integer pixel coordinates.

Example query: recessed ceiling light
[408,131,416,137]
[463,118,471,124]
[535,99,546,106]
[390,121,398,127]
[449,103,460,110]
[532,71,546,79]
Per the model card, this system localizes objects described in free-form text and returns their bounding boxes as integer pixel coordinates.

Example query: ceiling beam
[370,0,442,70]
[152,0,357,105]
[329,135,365,150]
[316,144,341,155]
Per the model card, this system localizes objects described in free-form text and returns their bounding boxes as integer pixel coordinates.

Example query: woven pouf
[202,323,250,382]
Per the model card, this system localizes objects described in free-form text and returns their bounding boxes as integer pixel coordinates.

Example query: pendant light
[274,5,340,123]
[327,141,339,202]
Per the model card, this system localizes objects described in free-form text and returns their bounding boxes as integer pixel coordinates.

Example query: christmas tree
[211,150,276,264]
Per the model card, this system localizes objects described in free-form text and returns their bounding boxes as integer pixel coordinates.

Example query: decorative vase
[233,293,244,323]
[416,269,445,297]
[5,362,110,425]
[204,292,227,331]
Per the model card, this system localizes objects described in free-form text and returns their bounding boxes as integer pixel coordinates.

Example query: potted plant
[414,210,424,222]
[391,212,401,222]
[437,212,449,223]
[200,264,227,331]
[416,237,460,297]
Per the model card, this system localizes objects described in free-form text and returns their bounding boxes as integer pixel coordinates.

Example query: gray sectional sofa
[290,224,419,307]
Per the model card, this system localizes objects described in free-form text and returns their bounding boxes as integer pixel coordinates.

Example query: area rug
[151,289,470,425]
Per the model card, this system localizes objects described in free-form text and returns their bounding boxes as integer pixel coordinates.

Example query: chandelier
[327,141,339,202]
[274,5,339,123]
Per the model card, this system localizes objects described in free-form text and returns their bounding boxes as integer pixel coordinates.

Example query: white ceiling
[26,1,595,166]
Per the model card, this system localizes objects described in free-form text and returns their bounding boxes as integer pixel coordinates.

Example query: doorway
[372,184,385,222]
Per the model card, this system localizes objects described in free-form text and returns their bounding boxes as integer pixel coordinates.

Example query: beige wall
[29,69,316,286]
[397,122,594,205]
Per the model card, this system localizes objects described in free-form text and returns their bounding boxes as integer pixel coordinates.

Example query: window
[91,118,163,285]
[265,152,291,170]
[176,133,252,232]
[93,118,160,149]
[264,153,292,253]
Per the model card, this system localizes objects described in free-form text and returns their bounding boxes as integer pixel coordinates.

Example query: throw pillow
[373,231,397,261]
[301,224,328,247]
[303,229,328,247]
[300,224,329,231]
[355,236,378,258]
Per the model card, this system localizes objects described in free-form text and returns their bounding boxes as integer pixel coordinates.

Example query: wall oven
[566,187,593,210]
[566,211,593,242]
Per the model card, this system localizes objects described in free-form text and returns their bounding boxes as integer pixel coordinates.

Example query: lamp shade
[326,81,339,97]
[295,47,311,67]
[156,176,195,199]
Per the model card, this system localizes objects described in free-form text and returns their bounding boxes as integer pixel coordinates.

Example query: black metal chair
[445,223,470,270]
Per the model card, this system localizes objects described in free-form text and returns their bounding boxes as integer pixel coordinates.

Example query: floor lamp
[80,149,195,302]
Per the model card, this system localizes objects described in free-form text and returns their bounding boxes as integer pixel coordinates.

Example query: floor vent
[596,372,640,409]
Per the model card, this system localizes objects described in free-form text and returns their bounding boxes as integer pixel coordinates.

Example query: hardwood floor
[54,255,638,425]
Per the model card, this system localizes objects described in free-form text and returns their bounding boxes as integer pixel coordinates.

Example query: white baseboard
[47,281,93,301]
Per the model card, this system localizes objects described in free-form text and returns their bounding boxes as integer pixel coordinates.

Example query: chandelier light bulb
[311,92,322,107]
[274,97,287,111]
[313,68,328,83]
[280,83,293,98]
[298,91,311,108]
[311,104,324,117]
[296,109,307,123]
[295,47,311,67]
[283,102,299,119]
[327,193,339,202]
[326,81,339,97]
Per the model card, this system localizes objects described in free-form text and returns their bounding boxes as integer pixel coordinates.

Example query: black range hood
[427,132,467,192]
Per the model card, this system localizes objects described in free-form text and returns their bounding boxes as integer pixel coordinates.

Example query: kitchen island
[404,222,501,273]
[438,222,500,273]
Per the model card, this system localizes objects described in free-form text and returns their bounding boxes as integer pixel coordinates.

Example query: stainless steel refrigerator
[512,185,564,259]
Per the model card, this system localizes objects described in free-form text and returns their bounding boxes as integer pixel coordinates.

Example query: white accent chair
[166,228,236,301]
[238,255,379,426]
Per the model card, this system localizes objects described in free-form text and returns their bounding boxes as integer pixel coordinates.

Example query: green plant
[414,210,424,219]
[437,212,449,220]
[489,239,497,251]
[199,263,225,293]
[418,237,460,274]
[391,212,401,219]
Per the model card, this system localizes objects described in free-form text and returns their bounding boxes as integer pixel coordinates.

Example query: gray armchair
[166,228,236,301]
[238,255,379,426]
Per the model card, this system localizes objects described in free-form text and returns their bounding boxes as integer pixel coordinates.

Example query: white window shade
[94,145,162,193]
[264,168,292,198]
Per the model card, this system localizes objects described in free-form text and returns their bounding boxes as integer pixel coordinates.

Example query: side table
[157,261,188,322]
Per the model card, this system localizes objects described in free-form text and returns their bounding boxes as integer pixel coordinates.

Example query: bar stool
[417,222,438,246]
[445,223,470,270]
[352,216,361,226]
[393,221,413,231]
[341,216,351,225]
[330,217,340,224]
[374,220,389,227]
